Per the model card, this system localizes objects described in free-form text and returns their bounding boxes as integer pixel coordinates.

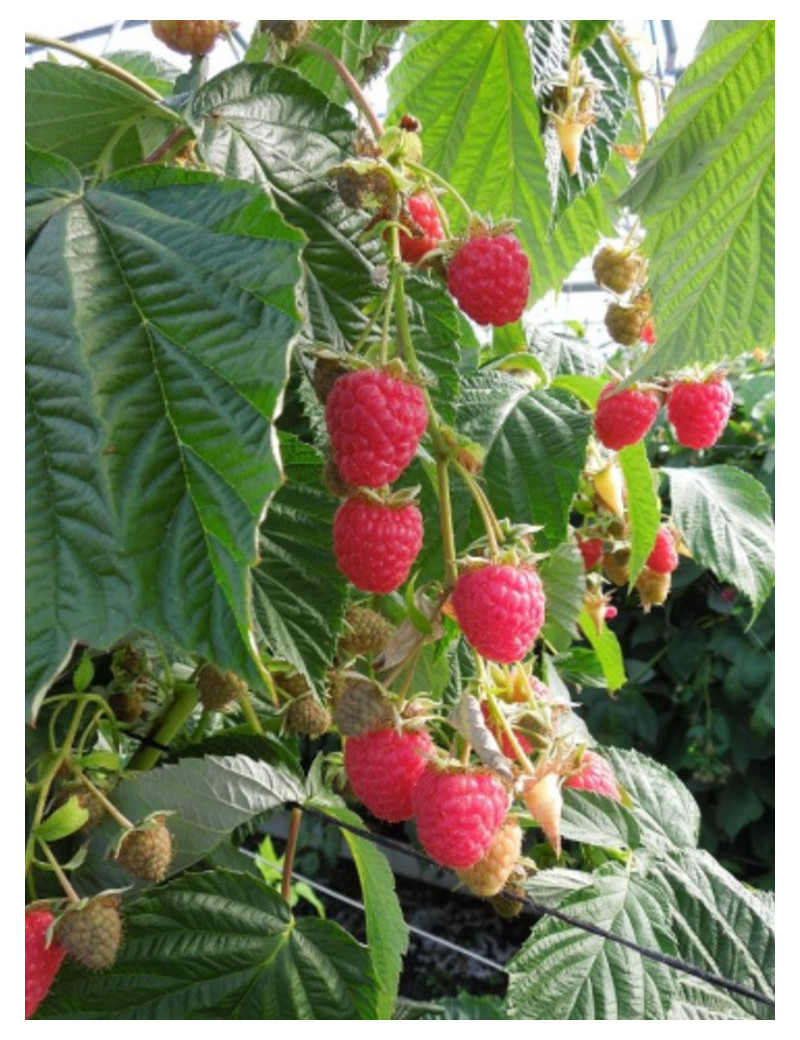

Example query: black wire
[297,804,775,1010]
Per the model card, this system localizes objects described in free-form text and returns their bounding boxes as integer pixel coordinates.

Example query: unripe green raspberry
[338,606,394,658]
[285,695,331,738]
[108,680,147,723]
[54,894,123,972]
[456,815,522,897]
[592,246,644,294]
[331,679,396,736]
[113,814,173,883]
[274,671,311,698]
[197,663,248,711]
[605,301,649,346]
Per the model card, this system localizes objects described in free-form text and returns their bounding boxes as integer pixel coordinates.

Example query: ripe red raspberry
[325,369,428,487]
[565,750,621,802]
[333,496,423,593]
[640,319,657,345]
[412,766,509,869]
[667,376,733,450]
[594,381,660,451]
[26,910,65,1018]
[447,233,530,327]
[577,536,604,571]
[344,726,434,822]
[397,193,444,264]
[646,527,678,574]
[451,563,546,663]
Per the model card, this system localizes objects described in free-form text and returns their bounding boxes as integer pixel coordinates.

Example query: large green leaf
[664,464,775,613]
[388,21,618,301]
[455,373,593,549]
[604,747,700,850]
[621,21,775,377]
[646,849,775,1019]
[253,434,348,686]
[322,804,410,1019]
[284,21,403,104]
[560,788,641,852]
[25,147,83,243]
[527,21,630,223]
[26,163,304,714]
[38,870,379,1019]
[618,441,662,583]
[190,63,381,350]
[538,542,585,651]
[505,864,677,1019]
[84,754,304,889]
[25,62,178,175]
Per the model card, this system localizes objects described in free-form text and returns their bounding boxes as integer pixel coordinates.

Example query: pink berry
[325,369,427,488]
[577,536,604,571]
[413,766,509,869]
[667,377,733,450]
[594,382,660,451]
[451,563,546,664]
[447,233,530,327]
[646,527,679,574]
[397,193,444,264]
[565,750,621,802]
[26,910,65,1018]
[333,496,423,594]
[344,727,434,822]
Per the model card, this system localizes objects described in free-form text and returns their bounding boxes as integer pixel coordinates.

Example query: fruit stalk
[281,808,303,903]
[298,39,384,139]
[24,33,165,101]
[127,681,199,771]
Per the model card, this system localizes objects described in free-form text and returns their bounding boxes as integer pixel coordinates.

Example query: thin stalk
[484,690,536,776]
[40,842,80,903]
[127,682,199,771]
[25,33,166,102]
[281,808,303,903]
[436,456,459,590]
[239,694,264,736]
[77,773,133,830]
[453,462,503,556]
[404,160,473,224]
[142,126,193,166]
[297,39,383,139]
[606,26,650,150]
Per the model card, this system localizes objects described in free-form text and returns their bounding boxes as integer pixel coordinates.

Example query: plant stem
[239,694,264,735]
[77,773,134,830]
[127,682,199,771]
[40,842,80,903]
[281,808,303,903]
[605,26,650,150]
[25,33,166,103]
[297,39,383,139]
[142,126,193,166]
[436,456,459,590]
[453,461,503,556]
[404,160,473,224]
[485,690,536,776]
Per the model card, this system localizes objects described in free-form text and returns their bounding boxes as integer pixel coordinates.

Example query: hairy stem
[606,26,650,150]
[25,33,167,102]
[281,808,303,903]
[239,693,265,735]
[127,682,199,771]
[40,841,80,903]
[297,39,383,139]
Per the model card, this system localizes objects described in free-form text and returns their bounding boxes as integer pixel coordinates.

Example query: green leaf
[527,21,630,223]
[604,747,701,850]
[388,21,618,301]
[664,465,775,613]
[26,167,304,714]
[539,542,585,650]
[25,62,179,175]
[285,21,402,104]
[190,63,381,351]
[505,864,677,1019]
[404,275,464,422]
[321,804,410,1019]
[39,870,379,1019]
[577,609,626,691]
[560,788,641,852]
[35,797,89,841]
[621,21,775,378]
[85,755,304,888]
[105,50,182,96]
[253,435,348,686]
[25,148,83,244]
[645,849,775,1019]
[528,328,606,380]
[618,441,662,583]
[668,977,753,1020]
[456,373,593,549]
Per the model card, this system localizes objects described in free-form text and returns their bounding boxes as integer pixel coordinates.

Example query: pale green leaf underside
[39,870,378,1020]
[622,21,775,378]
[618,441,662,583]
[577,610,626,691]
[388,21,617,302]
[664,464,775,613]
[26,163,303,713]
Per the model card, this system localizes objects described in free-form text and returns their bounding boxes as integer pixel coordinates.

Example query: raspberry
[26,910,65,1018]
[261,20,312,44]
[338,605,394,658]
[565,750,621,802]
[114,814,173,883]
[456,815,522,897]
[54,894,123,972]
[640,319,657,345]
[577,536,604,571]
[275,671,310,698]
[285,695,331,738]
[108,680,146,723]
[447,233,530,327]
[522,772,563,856]
[196,663,247,711]
[396,193,444,264]
[636,567,671,611]
[344,726,434,822]
[603,548,630,587]
[331,678,396,736]
[325,369,428,488]
[150,20,229,56]
[594,381,660,451]
[646,527,679,574]
[333,496,423,594]
[592,246,644,295]
[413,766,509,869]
[667,376,733,450]
[451,563,546,664]
[605,300,650,345]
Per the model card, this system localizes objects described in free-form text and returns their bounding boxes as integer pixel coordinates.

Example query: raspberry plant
[26,20,774,1021]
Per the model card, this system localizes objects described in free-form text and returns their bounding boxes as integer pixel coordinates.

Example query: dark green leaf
[604,747,700,850]
[539,542,585,650]
[621,21,775,377]
[105,50,182,96]
[618,441,662,582]
[190,63,381,350]
[664,465,775,614]
[25,62,179,175]
[560,787,641,851]
[253,434,348,686]
[25,147,83,244]
[26,166,304,714]
[506,864,677,1019]
[388,21,618,301]
[40,870,378,1019]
